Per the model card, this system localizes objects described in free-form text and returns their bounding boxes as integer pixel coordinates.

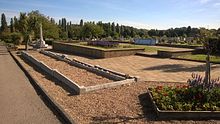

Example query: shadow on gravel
[138,93,157,121]
[19,55,78,96]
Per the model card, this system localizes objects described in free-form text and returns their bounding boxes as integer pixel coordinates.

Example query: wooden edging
[10,51,76,124]
[147,90,220,120]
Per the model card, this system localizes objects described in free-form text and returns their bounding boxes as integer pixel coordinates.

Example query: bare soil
[15,53,220,124]
[29,51,113,87]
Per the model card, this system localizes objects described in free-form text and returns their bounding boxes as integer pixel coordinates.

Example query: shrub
[87,41,119,48]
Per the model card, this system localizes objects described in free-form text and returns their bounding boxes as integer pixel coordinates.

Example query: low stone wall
[52,42,144,58]
[147,90,220,120]
[157,50,195,58]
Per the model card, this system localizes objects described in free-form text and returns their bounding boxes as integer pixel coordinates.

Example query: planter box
[147,90,220,120]
[52,42,144,58]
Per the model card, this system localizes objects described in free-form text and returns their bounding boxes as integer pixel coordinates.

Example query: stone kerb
[38,61,53,76]
[84,79,135,92]
[21,51,82,94]
[39,50,139,93]
[53,69,81,94]
[41,50,128,80]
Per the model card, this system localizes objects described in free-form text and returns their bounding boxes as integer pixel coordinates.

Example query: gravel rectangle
[29,51,113,87]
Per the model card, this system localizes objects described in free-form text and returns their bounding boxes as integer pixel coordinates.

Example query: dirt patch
[15,53,220,123]
[29,51,113,87]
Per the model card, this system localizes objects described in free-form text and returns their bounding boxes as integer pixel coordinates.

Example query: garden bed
[52,42,144,58]
[148,85,220,120]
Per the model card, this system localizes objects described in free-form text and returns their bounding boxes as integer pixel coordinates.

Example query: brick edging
[10,51,76,124]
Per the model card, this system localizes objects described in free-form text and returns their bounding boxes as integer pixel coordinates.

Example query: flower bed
[148,74,220,119]
[149,85,220,111]
[87,41,119,48]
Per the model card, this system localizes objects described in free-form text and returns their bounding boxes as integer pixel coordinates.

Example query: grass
[77,42,167,52]
[176,54,220,63]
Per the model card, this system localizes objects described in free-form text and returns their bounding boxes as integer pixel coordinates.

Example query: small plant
[188,73,220,90]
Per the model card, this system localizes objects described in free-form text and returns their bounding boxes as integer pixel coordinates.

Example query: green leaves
[150,86,220,111]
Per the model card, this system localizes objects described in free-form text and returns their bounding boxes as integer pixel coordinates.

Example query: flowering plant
[149,84,220,111]
[87,41,119,48]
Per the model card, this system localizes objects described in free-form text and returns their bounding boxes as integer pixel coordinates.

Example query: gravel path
[15,52,220,124]
[0,46,60,124]
[29,51,113,87]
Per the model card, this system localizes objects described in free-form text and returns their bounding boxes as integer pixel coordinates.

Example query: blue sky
[0,0,220,29]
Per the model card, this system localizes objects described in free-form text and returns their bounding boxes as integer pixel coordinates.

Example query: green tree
[28,11,59,39]
[80,19,84,27]
[18,13,30,50]
[1,13,8,32]
[14,16,19,32]
[81,22,103,39]
[10,18,14,33]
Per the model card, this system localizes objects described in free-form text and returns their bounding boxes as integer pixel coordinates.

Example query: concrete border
[39,50,139,92]
[147,90,220,120]
[21,51,82,94]
[10,51,76,124]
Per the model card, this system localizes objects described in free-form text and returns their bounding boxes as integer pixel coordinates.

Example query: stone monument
[35,24,48,48]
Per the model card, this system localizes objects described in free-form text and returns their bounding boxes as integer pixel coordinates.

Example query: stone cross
[35,23,48,48]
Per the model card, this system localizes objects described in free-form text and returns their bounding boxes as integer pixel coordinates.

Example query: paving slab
[52,51,220,83]
[0,45,60,124]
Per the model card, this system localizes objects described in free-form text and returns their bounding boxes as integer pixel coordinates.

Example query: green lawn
[122,44,168,53]
[78,42,168,52]
[176,54,220,63]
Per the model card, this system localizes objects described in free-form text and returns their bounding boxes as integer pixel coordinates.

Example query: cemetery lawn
[176,54,220,63]
[78,42,167,53]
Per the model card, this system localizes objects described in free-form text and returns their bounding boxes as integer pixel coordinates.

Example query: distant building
[134,38,158,45]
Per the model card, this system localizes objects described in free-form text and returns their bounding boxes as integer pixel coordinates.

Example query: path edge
[10,51,76,124]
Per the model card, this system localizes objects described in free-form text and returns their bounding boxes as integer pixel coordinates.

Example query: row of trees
[0,10,220,44]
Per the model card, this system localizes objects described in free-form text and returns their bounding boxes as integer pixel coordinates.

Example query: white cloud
[199,0,212,4]
[213,2,220,6]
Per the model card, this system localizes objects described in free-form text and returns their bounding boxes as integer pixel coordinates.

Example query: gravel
[28,51,113,87]
[15,53,220,124]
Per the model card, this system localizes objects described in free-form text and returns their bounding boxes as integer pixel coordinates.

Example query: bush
[87,41,119,48]
[204,37,220,54]
[0,32,22,45]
